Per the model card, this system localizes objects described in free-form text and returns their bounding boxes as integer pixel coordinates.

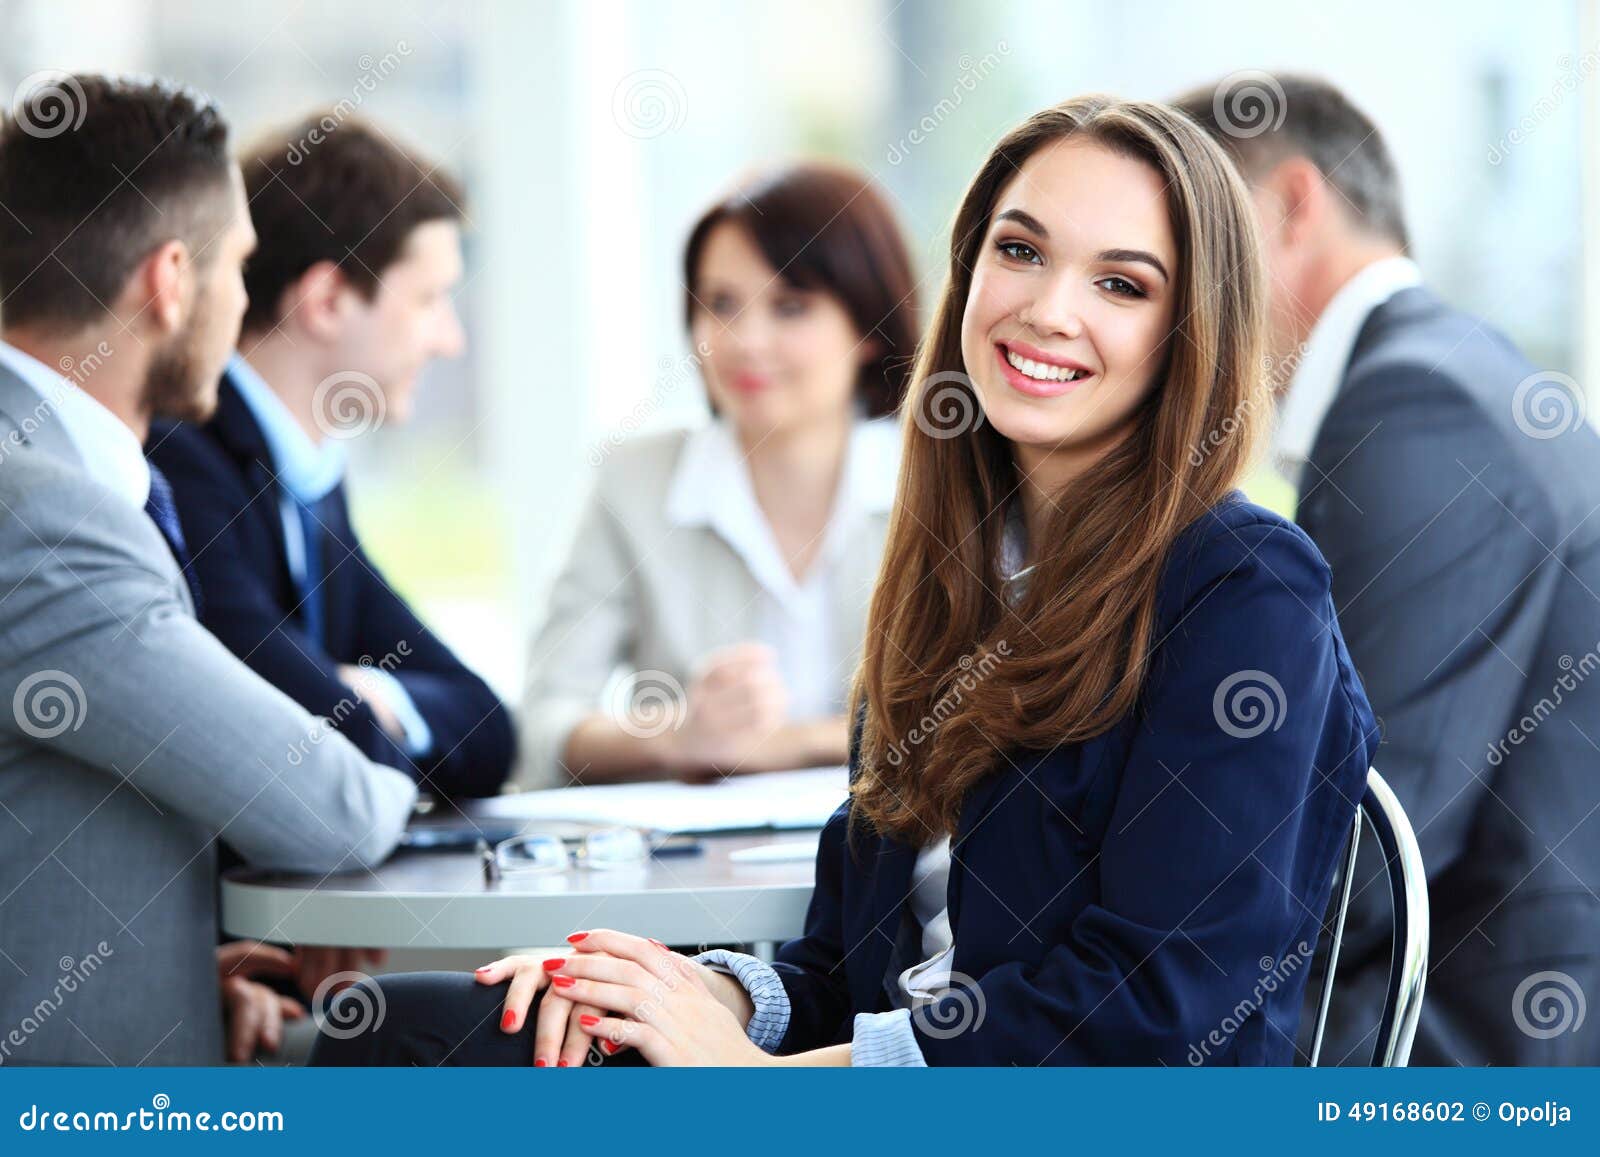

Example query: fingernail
[580,1014,600,1027]
[566,932,588,944]
[602,1040,619,1054]
[557,1059,569,1067]
[542,958,565,971]
[534,1058,547,1067]
[649,938,669,951]
[474,965,493,973]
[501,1009,517,1031]
[551,975,575,988]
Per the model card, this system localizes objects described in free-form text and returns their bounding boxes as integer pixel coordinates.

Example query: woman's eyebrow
[1097,248,1169,282]
[993,210,1170,283]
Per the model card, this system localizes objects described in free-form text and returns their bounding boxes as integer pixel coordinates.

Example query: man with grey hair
[1176,74,1600,1066]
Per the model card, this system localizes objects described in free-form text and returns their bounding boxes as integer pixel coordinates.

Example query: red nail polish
[602,1040,619,1054]
[501,1010,517,1031]
[566,932,588,944]
[551,975,575,988]
[534,1058,547,1067]
[542,958,565,971]
[557,1059,569,1067]
[579,1014,600,1027]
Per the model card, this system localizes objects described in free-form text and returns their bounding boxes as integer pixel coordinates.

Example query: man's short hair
[1173,73,1409,250]
[238,114,466,332]
[0,74,234,333]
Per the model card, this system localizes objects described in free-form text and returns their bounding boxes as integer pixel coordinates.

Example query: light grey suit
[0,364,417,1066]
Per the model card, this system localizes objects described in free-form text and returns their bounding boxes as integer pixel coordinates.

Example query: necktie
[293,496,326,647]
[143,463,204,614]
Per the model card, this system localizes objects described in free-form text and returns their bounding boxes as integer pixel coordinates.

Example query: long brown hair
[851,96,1269,842]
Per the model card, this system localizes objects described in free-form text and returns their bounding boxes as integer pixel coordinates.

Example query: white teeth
[1005,348,1087,382]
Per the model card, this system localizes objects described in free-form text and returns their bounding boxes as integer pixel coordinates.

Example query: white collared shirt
[0,339,150,507]
[1272,255,1423,490]
[664,416,900,720]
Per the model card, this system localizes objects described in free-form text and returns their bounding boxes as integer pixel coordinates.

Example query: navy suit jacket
[770,495,1379,1065]
[147,371,515,800]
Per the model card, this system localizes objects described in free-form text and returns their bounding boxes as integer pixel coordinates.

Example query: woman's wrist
[694,961,757,1028]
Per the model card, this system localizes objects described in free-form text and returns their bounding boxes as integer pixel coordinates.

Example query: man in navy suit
[149,113,514,808]
[1179,75,1600,1066]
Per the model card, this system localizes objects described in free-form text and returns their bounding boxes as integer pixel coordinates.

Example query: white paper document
[473,766,849,834]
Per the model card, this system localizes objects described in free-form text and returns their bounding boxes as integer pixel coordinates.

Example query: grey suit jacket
[0,365,417,1066]
[1293,287,1600,1066]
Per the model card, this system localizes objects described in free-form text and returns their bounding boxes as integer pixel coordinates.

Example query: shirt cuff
[364,669,434,757]
[851,1009,928,1067]
[693,949,790,1053]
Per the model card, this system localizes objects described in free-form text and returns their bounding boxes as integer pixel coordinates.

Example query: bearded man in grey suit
[1178,75,1600,1066]
[0,75,417,1065]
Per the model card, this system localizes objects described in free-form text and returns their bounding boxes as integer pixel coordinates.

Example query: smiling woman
[312,96,1378,1069]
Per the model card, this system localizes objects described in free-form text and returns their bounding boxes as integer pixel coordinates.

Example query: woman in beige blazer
[520,162,919,788]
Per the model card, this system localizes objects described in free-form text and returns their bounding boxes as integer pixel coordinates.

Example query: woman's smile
[994,339,1096,398]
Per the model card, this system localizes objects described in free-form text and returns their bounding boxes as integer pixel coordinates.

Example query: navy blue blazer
[147,371,515,800]
[771,495,1379,1065]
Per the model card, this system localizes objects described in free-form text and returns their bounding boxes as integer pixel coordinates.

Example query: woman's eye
[996,239,1042,265]
[707,293,739,317]
[1097,275,1145,298]
[773,295,811,318]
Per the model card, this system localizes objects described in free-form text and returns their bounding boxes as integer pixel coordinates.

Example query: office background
[0,0,1593,701]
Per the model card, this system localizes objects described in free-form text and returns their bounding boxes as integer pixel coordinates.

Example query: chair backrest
[1308,767,1429,1067]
